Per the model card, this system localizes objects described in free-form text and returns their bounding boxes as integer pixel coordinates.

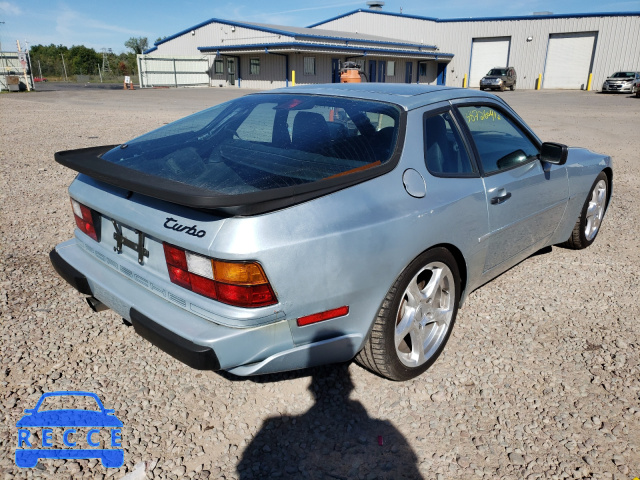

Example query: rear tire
[561,171,608,250]
[510,83,516,91]
[356,248,460,381]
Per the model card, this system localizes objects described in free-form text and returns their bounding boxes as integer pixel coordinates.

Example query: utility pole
[61,53,68,81]
[24,40,35,88]
[16,39,31,91]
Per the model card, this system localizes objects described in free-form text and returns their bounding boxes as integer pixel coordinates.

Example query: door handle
[491,192,512,205]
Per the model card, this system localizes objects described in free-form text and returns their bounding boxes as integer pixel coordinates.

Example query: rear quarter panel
[211,108,489,348]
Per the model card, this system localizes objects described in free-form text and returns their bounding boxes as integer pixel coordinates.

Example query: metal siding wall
[315,12,640,90]
[239,54,289,87]
[240,79,288,89]
[286,54,332,84]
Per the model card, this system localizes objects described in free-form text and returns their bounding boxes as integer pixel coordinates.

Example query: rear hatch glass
[99,93,401,197]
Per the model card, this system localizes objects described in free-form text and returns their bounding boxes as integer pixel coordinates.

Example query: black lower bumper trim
[129,308,220,371]
[49,248,92,295]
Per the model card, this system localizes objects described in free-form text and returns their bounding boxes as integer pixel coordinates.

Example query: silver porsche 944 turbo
[50,84,611,381]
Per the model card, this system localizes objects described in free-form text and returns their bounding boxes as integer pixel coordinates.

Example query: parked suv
[480,67,517,91]
[602,71,640,93]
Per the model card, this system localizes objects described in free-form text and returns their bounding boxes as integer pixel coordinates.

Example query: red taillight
[297,306,349,327]
[216,283,275,308]
[162,242,277,308]
[163,243,188,270]
[167,265,192,290]
[71,198,98,241]
[190,274,218,299]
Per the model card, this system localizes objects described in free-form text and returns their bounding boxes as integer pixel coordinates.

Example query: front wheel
[561,172,609,249]
[356,248,461,381]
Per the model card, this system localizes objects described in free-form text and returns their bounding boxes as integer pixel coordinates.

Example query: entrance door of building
[436,63,447,85]
[378,61,386,83]
[405,62,413,83]
[227,58,236,85]
[369,60,377,82]
[332,58,340,83]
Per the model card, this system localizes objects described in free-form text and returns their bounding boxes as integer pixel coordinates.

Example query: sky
[1,0,639,54]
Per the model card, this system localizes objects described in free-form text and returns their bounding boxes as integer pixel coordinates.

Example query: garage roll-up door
[543,32,596,89]
[469,37,510,88]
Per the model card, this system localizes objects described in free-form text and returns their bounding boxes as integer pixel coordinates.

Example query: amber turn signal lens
[212,261,269,285]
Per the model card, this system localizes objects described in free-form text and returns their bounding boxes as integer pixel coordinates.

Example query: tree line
[28,37,150,79]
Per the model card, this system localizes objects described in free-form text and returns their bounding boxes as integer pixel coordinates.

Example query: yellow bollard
[463,74,467,88]
[292,70,296,86]
[536,73,542,90]
[586,73,593,91]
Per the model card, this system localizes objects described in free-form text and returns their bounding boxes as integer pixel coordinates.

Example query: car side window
[424,111,474,175]
[456,105,539,174]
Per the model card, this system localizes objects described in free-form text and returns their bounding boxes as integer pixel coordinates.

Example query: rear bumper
[49,248,92,295]
[130,309,220,370]
[50,239,360,374]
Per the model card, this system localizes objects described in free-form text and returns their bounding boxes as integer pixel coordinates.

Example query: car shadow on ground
[227,363,422,479]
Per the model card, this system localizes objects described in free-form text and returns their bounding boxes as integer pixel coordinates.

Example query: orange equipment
[341,69,362,83]
[340,61,365,83]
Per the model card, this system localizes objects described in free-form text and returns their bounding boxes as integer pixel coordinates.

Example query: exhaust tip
[86,296,109,313]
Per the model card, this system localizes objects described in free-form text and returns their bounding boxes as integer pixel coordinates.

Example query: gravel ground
[0,85,639,480]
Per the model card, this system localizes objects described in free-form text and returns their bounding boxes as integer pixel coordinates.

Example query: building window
[214,59,224,75]
[386,61,395,76]
[250,58,260,75]
[304,57,316,75]
[419,62,427,77]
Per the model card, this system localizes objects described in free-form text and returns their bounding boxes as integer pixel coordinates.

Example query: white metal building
[140,19,453,89]
[139,8,640,90]
[312,9,640,90]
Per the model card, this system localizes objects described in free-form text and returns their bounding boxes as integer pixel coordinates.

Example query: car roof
[264,83,502,111]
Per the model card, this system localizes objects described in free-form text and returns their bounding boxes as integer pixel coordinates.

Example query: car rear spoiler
[54,144,400,216]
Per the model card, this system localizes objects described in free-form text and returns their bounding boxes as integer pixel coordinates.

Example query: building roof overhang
[198,43,453,61]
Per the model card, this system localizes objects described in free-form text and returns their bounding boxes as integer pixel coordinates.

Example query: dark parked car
[480,67,517,91]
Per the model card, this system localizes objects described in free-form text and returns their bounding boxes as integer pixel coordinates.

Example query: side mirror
[539,142,568,165]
